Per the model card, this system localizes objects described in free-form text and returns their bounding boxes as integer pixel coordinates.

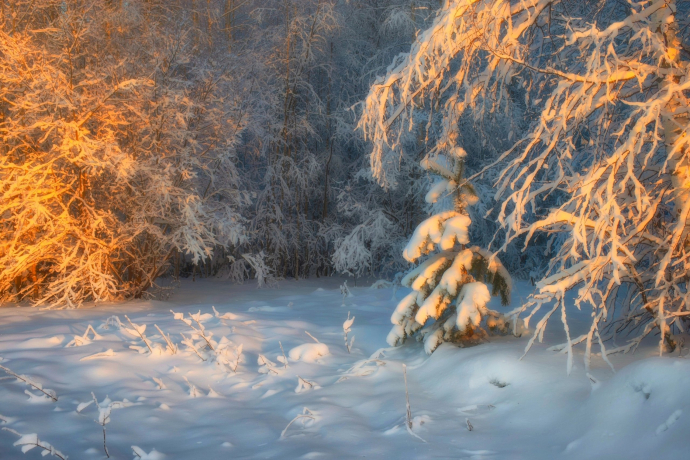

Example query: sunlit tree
[360,0,690,370]
[386,142,513,353]
[0,0,246,306]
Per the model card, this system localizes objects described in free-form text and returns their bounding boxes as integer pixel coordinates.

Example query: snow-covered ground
[0,278,688,459]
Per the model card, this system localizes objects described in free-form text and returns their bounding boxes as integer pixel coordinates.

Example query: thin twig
[190,314,215,351]
[92,393,110,458]
[279,341,288,368]
[403,364,412,429]
[297,375,315,389]
[0,364,57,402]
[2,427,68,460]
[154,324,177,354]
[124,315,153,354]
[304,331,320,343]
[232,344,243,373]
[180,333,206,362]
[280,408,316,439]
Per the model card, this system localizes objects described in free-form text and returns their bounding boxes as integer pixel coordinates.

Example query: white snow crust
[0,278,687,459]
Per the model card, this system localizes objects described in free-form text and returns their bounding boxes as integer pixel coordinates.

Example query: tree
[359,0,690,370]
[0,0,247,306]
[232,0,439,281]
[386,142,512,354]
[332,0,441,279]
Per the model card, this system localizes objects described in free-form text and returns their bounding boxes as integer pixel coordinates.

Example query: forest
[0,0,689,458]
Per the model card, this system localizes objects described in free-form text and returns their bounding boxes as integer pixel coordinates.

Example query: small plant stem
[124,315,153,354]
[279,341,288,368]
[304,331,320,343]
[0,364,57,402]
[155,324,177,354]
[190,314,215,350]
[403,363,412,429]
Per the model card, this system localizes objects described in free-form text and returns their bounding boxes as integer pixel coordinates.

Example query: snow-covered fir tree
[387,134,512,354]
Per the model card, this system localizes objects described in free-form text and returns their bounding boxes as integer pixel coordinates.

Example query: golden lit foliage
[0,0,246,307]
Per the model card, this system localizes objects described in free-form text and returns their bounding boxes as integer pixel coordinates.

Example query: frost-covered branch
[124,316,154,355]
[89,393,137,458]
[154,325,178,355]
[2,427,67,459]
[360,0,690,368]
[0,364,58,402]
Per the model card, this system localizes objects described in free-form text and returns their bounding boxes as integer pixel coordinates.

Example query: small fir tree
[387,139,512,354]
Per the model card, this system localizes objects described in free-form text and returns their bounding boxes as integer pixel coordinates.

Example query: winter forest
[0,0,688,458]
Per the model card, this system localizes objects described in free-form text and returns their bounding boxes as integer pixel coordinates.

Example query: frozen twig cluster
[295,376,320,393]
[124,316,154,355]
[88,393,136,458]
[66,325,102,348]
[172,311,216,351]
[258,354,281,375]
[337,349,387,383]
[154,325,178,355]
[172,310,243,372]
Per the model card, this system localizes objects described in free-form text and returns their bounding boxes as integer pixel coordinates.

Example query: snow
[391,292,417,325]
[342,315,355,332]
[455,282,491,332]
[424,180,451,204]
[438,249,473,296]
[402,212,472,265]
[131,446,166,459]
[288,343,330,363]
[0,278,688,459]
[402,212,458,262]
[439,214,471,249]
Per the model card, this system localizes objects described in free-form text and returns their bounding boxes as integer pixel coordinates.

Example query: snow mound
[0,279,688,459]
[288,343,330,363]
[17,336,64,349]
[131,446,165,459]
[248,306,288,312]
